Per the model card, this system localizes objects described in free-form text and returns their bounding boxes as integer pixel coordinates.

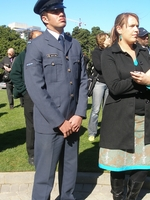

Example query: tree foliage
[71,26,104,60]
[0,26,26,60]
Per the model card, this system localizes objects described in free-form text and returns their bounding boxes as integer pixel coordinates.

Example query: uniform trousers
[32,131,79,200]
[6,82,14,107]
[23,92,34,158]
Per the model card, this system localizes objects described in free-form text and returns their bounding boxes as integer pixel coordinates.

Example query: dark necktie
[58,35,65,50]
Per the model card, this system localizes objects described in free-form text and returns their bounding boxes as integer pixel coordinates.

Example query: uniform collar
[47,29,64,40]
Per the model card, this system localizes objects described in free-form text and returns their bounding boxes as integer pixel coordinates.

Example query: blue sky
[0,0,150,33]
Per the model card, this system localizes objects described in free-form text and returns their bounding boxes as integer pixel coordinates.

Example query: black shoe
[28,157,34,166]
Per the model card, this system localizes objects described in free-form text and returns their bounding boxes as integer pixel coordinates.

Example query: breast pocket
[43,57,63,82]
[72,56,81,79]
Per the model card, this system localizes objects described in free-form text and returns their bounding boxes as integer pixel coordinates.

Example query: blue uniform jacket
[24,30,88,133]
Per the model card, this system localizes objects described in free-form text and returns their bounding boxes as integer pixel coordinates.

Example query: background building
[8,22,41,40]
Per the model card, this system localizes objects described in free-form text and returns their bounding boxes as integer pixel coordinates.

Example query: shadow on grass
[14,104,23,108]
[78,140,104,199]
[0,128,26,152]
[87,102,92,110]
[0,103,7,109]
[78,140,103,173]
[79,125,87,137]
[0,103,8,117]
[0,112,8,117]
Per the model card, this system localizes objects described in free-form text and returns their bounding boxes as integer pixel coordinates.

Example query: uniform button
[70,81,73,85]
[51,62,55,66]
[146,100,150,104]
[70,94,74,97]
[68,69,71,72]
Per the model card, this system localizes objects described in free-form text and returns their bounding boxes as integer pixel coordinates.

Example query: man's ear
[41,15,48,24]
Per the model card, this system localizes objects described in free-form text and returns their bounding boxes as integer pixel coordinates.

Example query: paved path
[0,172,150,200]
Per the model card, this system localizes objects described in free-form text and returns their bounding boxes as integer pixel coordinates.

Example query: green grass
[0,89,103,172]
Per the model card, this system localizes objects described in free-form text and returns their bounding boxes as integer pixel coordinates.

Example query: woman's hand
[130,70,150,85]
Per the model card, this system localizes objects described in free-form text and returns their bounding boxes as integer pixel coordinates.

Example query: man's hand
[4,65,11,72]
[69,115,82,132]
[59,120,73,138]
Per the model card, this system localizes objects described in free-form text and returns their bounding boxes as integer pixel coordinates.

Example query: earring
[119,35,122,41]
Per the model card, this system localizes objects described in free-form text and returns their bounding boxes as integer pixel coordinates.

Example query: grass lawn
[0,89,103,173]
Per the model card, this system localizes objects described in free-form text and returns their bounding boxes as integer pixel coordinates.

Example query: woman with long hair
[99,13,150,200]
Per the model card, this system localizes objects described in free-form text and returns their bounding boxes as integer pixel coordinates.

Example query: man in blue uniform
[24,0,88,199]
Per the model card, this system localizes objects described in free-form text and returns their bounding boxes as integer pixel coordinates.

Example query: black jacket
[92,46,105,83]
[100,42,150,150]
[0,56,15,83]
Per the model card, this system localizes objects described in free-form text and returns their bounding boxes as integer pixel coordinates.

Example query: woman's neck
[118,40,134,52]
[118,41,136,60]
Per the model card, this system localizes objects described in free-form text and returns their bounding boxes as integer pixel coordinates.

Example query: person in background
[0,48,15,109]
[24,0,88,199]
[99,12,150,200]
[88,33,110,142]
[10,30,42,166]
[137,27,150,54]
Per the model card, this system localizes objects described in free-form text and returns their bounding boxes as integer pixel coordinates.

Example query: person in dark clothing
[99,12,150,200]
[0,48,15,109]
[83,53,91,77]
[137,27,150,54]
[10,30,42,165]
[88,33,110,141]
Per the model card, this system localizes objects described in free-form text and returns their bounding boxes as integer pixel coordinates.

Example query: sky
[0,0,150,33]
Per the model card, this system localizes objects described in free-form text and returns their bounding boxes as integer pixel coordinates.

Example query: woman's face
[103,35,111,47]
[118,15,139,44]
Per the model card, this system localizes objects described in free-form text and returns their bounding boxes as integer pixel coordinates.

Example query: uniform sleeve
[75,51,88,118]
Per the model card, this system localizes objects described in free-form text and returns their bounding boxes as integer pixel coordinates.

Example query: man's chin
[61,22,66,28]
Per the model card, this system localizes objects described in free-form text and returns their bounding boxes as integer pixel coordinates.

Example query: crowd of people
[0,0,150,200]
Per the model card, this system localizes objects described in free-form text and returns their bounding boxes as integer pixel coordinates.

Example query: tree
[0,26,26,60]
[72,26,90,55]
[89,26,103,55]
[72,26,104,60]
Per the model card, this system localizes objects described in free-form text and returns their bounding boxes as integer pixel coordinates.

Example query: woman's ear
[116,25,122,35]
